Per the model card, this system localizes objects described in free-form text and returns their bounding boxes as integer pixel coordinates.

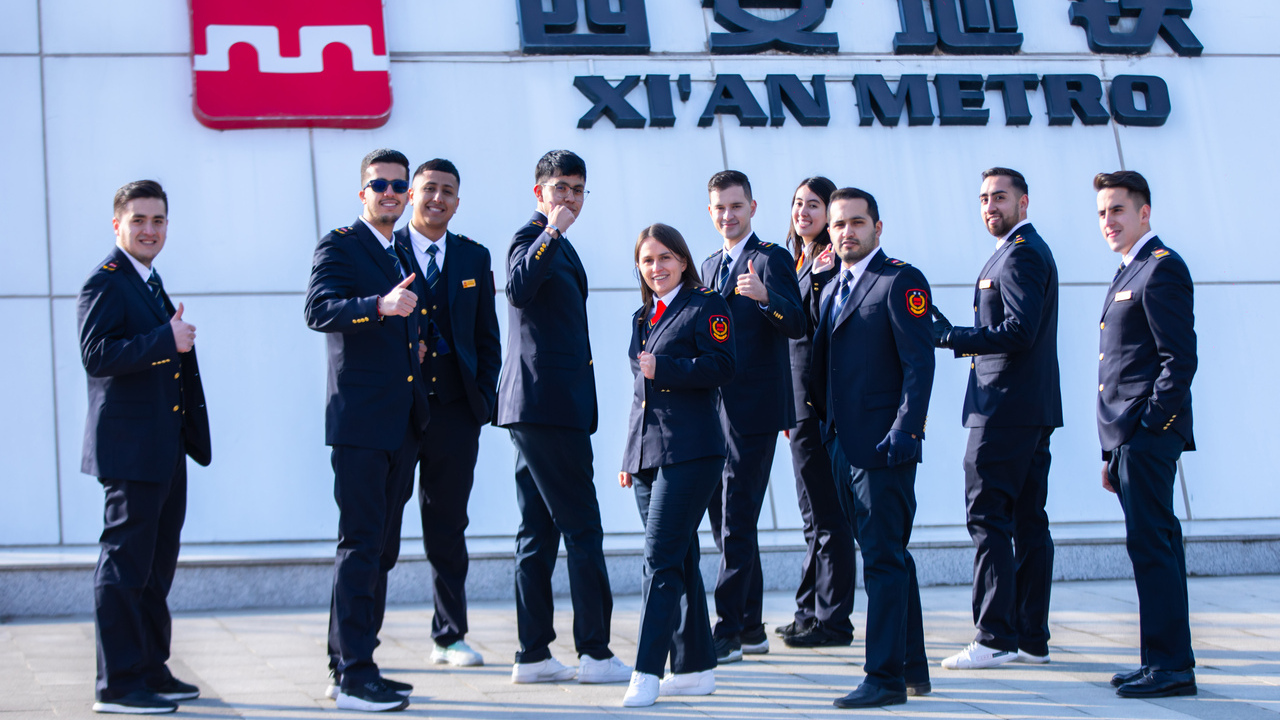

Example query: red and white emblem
[190,0,392,129]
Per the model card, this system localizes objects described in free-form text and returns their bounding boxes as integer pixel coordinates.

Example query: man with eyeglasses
[305,148,430,712]
[495,150,631,685]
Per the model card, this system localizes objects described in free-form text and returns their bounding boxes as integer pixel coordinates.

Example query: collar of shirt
[651,287,680,318]
[408,224,447,271]
[722,235,751,265]
[995,218,1031,250]
[359,217,393,249]
[117,243,152,281]
[1123,230,1157,266]
[843,247,879,288]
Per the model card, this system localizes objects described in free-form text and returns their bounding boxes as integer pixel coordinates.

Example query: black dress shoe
[906,680,931,696]
[147,676,200,702]
[833,683,908,709]
[1110,667,1147,688]
[92,690,178,714]
[776,619,813,638]
[1117,669,1196,698]
[783,624,853,648]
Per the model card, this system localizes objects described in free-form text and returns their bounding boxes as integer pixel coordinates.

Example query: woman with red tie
[618,223,736,707]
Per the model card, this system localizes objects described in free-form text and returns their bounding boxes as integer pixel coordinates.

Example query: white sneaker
[659,669,715,697]
[579,655,633,684]
[941,641,1017,670]
[324,683,339,700]
[622,672,660,707]
[431,641,484,667]
[511,657,577,684]
[1016,649,1050,664]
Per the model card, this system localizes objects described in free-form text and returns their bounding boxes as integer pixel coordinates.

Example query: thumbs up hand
[379,273,418,317]
[736,258,769,303]
[170,302,196,353]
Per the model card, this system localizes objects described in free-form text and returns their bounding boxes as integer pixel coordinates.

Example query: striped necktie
[424,243,440,291]
[717,254,732,291]
[1113,261,1125,282]
[830,269,854,320]
[146,269,168,314]
[385,243,405,280]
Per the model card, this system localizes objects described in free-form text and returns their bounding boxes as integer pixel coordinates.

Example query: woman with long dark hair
[777,176,860,648]
[618,223,736,707]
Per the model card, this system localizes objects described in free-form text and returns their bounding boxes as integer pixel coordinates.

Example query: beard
[837,238,877,266]
[986,213,1017,238]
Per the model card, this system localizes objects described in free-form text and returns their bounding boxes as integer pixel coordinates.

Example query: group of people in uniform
[76,148,1198,714]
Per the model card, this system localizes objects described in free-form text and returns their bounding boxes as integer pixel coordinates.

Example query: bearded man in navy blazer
[495,150,631,685]
[392,159,500,669]
[810,187,933,709]
[698,170,806,663]
[305,148,430,713]
[1094,171,1198,699]
[933,168,1061,670]
[79,180,210,715]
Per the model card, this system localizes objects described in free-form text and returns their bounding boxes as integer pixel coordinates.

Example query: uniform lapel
[647,286,692,350]
[835,249,886,330]
[114,247,170,325]
[1102,237,1159,318]
[353,218,400,285]
[445,232,463,310]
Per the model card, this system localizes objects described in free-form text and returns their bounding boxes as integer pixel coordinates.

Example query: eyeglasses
[542,182,589,199]
[364,178,410,194]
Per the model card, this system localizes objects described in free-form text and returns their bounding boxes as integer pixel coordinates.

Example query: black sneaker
[714,636,743,664]
[783,623,853,648]
[92,690,178,714]
[775,619,814,638]
[740,625,770,655]
[379,676,413,697]
[147,677,200,702]
[336,679,410,712]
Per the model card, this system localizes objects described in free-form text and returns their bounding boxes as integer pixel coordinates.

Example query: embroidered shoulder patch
[697,286,715,295]
[709,315,730,343]
[756,240,776,248]
[333,225,353,235]
[885,258,908,267]
[103,261,118,272]
[1151,248,1170,259]
[906,289,929,318]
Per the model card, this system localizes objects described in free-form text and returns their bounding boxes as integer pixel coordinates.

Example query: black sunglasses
[364,178,410,194]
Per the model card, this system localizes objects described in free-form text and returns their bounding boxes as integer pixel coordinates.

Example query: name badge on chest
[979,279,993,289]
[1114,290,1133,302]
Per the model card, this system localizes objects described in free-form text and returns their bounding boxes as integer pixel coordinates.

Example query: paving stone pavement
[1,576,1277,719]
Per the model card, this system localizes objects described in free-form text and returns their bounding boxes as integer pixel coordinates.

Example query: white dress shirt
[1123,230,1158,266]
[996,218,1032,250]
[408,225,447,278]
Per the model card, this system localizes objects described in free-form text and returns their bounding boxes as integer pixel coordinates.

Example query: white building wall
[2,0,1276,546]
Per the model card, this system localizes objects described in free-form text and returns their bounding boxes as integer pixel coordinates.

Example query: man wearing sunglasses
[495,150,631,685]
[305,148,431,712]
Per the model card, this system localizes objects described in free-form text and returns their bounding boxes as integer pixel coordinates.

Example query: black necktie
[831,269,854,319]
[717,254,732,291]
[424,244,440,291]
[1113,262,1125,282]
[146,269,168,315]
[385,243,405,280]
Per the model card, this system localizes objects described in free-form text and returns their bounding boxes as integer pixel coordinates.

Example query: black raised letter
[894,0,1022,55]
[1042,74,1111,126]
[518,0,651,55]
[703,0,838,54]
[935,74,989,125]
[644,75,677,127]
[765,74,830,126]
[574,76,646,129]
[853,75,935,127]
[699,74,768,127]
[1068,0,1202,57]
[1109,74,1171,126]
[985,74,1039,126]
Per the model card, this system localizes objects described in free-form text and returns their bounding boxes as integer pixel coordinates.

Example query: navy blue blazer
[304,219,430,451]
[622,285,736,473]
[77,246,211,482]
[698,234,806,435]
[948,223,1063,429]
[495,212,598,433]
[810,250,936,470]
[1097,237,1196,455]
[790,243,838,423]
[394,228,502,424]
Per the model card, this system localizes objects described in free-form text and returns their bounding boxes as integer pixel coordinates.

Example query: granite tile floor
[1,576,1276,719]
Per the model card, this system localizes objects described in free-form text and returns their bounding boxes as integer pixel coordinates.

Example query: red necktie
[650,300,667,327]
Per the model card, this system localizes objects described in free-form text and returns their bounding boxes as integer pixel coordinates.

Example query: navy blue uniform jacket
[948,224,1063,428]
[496,213,598,433]
[699,234,806,434]
[810,250,935,470]
[1097,237,1195,454]
[791,244,838,423]
[622,286,736,473]
[304,219,430,451]
[78,246,211,482]
[394,228,502,424]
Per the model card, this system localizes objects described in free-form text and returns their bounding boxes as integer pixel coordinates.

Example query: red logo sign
[190,0,392,129]
[906,289,929,318]
[709,315,730,343]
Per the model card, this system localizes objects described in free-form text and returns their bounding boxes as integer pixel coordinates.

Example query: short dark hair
[708,170,752,201]
[830,187,880,225]
[1094,170,1151,208]
[360,148,410,184]
[535,150,586,184]
[982,167,1028,196]
[414,158,460,187]
[634,223,704,313]
[113,180,167,216]
[786,176,837,259]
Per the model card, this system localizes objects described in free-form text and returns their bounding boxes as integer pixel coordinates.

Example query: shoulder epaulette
[333,225,354,236]
[1151,248,1170,259]
[457,234,480,246]
[102,261,118,272]
[696,286,715,295]
[706,249,723,260]
[1012,237,1026,244]
[756,240,777,249]
[530,219,545,228]
[885,258,908,267]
